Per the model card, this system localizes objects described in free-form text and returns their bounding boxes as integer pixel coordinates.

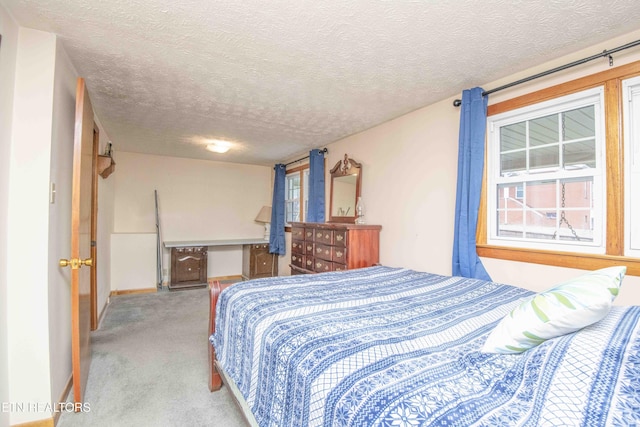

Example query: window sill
[476,244,640,276]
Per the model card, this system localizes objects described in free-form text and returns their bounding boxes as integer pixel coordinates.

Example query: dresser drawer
[313,258,332,273]
[291,239,305,254]
[314,229,334,245]
[291,226,305,240]
[304,241,314,254]
[304,256,315,270]
[334,229,347,247]
[312,243,329,261]
[304,228,314,241]
[333,246,347,264]
[291,253,306,269]
[333,262,347,272]
[312,244,347,263]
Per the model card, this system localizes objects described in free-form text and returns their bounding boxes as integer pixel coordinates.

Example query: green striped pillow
[482,266,626,354]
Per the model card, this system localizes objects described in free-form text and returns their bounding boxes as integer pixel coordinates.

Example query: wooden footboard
[208,280,234,392]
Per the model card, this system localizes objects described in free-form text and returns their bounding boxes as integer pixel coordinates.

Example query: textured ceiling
[3,0,640,165]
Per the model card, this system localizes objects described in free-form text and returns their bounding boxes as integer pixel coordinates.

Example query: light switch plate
[50,182,56,204]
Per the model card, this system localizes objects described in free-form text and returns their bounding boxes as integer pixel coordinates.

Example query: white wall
[47,39,78,407]
[319,29,640,306]
[0,5,19,426]
[96,128,115,315]
[112,152,272,288]
[111,233,157,291]
[6,28,57,425]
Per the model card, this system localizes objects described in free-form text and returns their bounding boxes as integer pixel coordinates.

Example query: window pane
[285,200,300,223]
[563,139,596,169]
[530,113,558,146]
[496,178,593,243]
[529,145,559,171]
[557,209,593,241]
[285,172,301,225]
[303,169,309,221]
[501,151,526,176]
[563,105,595,140]
[501,122,526,151]
[496,183,524,238]
[286,175,300,199]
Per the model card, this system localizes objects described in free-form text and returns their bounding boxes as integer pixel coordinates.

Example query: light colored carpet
[58,287,247,427]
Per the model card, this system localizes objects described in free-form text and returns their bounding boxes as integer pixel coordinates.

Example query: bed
[208,265,640,426]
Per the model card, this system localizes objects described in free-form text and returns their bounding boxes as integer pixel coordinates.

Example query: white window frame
[487,87,606,254]
[623,76,640,257]
[284,167,310,226]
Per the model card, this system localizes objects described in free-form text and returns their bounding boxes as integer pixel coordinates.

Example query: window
[284,165,309,226]
[623,76,640,257]
[487,88,605,253]
[477,60,640,275]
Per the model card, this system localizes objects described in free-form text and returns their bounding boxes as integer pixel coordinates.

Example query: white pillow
[482,266,626,354]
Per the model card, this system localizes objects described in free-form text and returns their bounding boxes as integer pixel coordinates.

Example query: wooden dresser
[289,222,381,274]
[242,243,278,280]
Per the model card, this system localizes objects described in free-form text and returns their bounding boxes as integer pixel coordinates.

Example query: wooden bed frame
[208,280,230,392]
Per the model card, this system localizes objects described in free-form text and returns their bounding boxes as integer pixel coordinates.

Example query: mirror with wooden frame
[329,154,362,223]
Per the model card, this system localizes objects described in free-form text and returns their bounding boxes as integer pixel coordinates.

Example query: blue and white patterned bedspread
[210,266,640,426]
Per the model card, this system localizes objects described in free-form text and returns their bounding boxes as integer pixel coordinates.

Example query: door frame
[90,126,99,330]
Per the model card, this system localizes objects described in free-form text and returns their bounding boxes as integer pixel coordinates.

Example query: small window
[284,166,309,226]
[285,172,300,224]
[487,88,605,253]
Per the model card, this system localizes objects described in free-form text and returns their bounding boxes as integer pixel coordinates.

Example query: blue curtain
[452,87,492,281]
[306,149,325,223]
[269,164,286,255]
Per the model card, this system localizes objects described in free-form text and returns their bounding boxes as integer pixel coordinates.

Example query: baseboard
[52,374,73,426]
[110,287,157,296]
[97,297,109,327]
[207,275,243,285]
[12,417,54,427]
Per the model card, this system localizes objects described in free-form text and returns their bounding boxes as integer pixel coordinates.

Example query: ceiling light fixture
[205,139,232,154]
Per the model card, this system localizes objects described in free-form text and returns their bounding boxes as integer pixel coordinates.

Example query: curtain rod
[284,147,328,167]
[453,39,640,107]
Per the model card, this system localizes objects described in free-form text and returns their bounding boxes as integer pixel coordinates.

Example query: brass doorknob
[81,258,93,267]
[59,259,71,268]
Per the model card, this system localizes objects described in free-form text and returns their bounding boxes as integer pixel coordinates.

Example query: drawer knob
[316,232,322,238]
[316,248,322,253]
[316,262,322,268]
[306,260,312,265]
[336,235,344,241]
[307,245,313,251]
[336,251,343,257]
[292,255,297,261]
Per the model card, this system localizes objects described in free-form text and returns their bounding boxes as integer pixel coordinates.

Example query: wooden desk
[164,239,274,290]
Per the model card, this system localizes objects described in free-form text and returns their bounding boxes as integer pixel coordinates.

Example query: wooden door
[60,77,94,406]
